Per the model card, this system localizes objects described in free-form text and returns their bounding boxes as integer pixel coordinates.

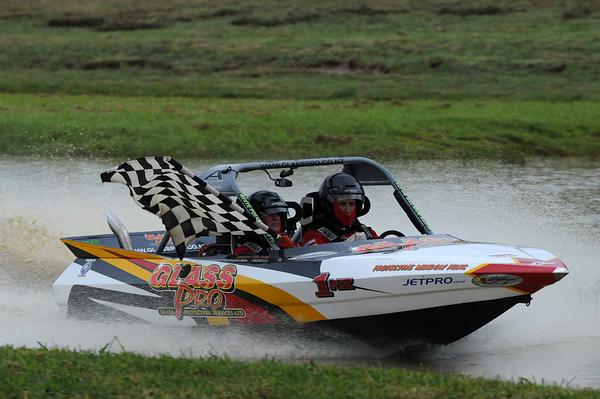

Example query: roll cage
[199,157,432,234]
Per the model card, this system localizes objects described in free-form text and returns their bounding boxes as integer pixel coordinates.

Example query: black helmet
[248,190,288,215]
[319,172,365,214]
[319,173,365,205]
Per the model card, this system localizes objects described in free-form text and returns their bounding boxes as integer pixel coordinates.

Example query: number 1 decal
[313,272,356,298]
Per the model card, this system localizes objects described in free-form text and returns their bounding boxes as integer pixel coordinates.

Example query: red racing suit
[301,219,378,246]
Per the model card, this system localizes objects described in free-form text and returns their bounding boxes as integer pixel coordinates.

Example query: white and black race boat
[53,156,568,345]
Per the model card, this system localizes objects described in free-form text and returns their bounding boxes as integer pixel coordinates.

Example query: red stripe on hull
[103,248,159,272]
[225,293,279,324]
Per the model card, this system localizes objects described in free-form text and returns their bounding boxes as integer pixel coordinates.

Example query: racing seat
[285,201,303,236]
[300,192,320,226]
[292,192,321,242]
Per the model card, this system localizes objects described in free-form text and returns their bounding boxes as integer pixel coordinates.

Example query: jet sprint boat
[53,156,568,345]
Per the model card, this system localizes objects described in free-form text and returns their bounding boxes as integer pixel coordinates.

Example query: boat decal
[78,259,95,277]
[82,238,101,245]
[148,262,245,320]
[236,275,326,322]
[144,233,166,246]
[313,272,356,298]
[103,248,161,272]
[222,293,280,324]
[62,239,165,260]
[259,158,344,169]
[472,274,523,287]
[402,276,466,286]
[373,263,468,272]
[63,240,157,281]
[467,259,566,294]
[64,240,325,322]
[229,259,323,280]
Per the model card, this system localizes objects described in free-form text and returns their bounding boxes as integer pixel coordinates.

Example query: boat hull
[53,234,567,345]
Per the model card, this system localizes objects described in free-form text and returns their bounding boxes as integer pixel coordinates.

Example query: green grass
[1,346,597,398]
[1,0,599,160]
[0,0,599,100]
[1,93,598,160]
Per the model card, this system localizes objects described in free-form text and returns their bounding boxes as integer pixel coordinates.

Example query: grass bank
[0,0,599,101]
[0,346,597,398]
[1,94,599,160]
[1,0,599,160]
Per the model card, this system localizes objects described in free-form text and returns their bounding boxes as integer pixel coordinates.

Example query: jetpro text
[402,277,454,286]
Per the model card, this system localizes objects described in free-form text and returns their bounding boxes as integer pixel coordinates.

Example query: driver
[302,172,378,246]
[233,190,297,256]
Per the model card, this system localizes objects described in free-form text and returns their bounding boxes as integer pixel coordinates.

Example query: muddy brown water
[1,156,599,389]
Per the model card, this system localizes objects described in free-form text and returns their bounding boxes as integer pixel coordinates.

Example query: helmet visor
[333,193,363,202]
[261,206,288,215]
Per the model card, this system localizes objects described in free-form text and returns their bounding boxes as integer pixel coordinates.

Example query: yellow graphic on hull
[62,239,326,322]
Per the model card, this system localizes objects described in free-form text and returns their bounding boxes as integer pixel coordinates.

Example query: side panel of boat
[301,242,565,320]
[55,237,565,325]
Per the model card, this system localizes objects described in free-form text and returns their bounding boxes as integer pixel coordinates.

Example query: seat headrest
[300,192,320,226]
[285,201,302,234]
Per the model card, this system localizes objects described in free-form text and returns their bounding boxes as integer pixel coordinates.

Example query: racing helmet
[318,172,365,227]
[248,190,288,232]
[249,190,288,215]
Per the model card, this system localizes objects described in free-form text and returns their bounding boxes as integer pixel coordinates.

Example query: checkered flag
[100,156,270,259]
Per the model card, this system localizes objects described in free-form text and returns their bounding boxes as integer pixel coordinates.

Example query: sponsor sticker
[134,243,200,253]
[373,263,468,272]
[472,274,523,287]
[260,158,344,169]
[79,259,95,277]
[148,262,245,319]
[144,233,165,246]
[402,276,466,286]
[313,272,356,298]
